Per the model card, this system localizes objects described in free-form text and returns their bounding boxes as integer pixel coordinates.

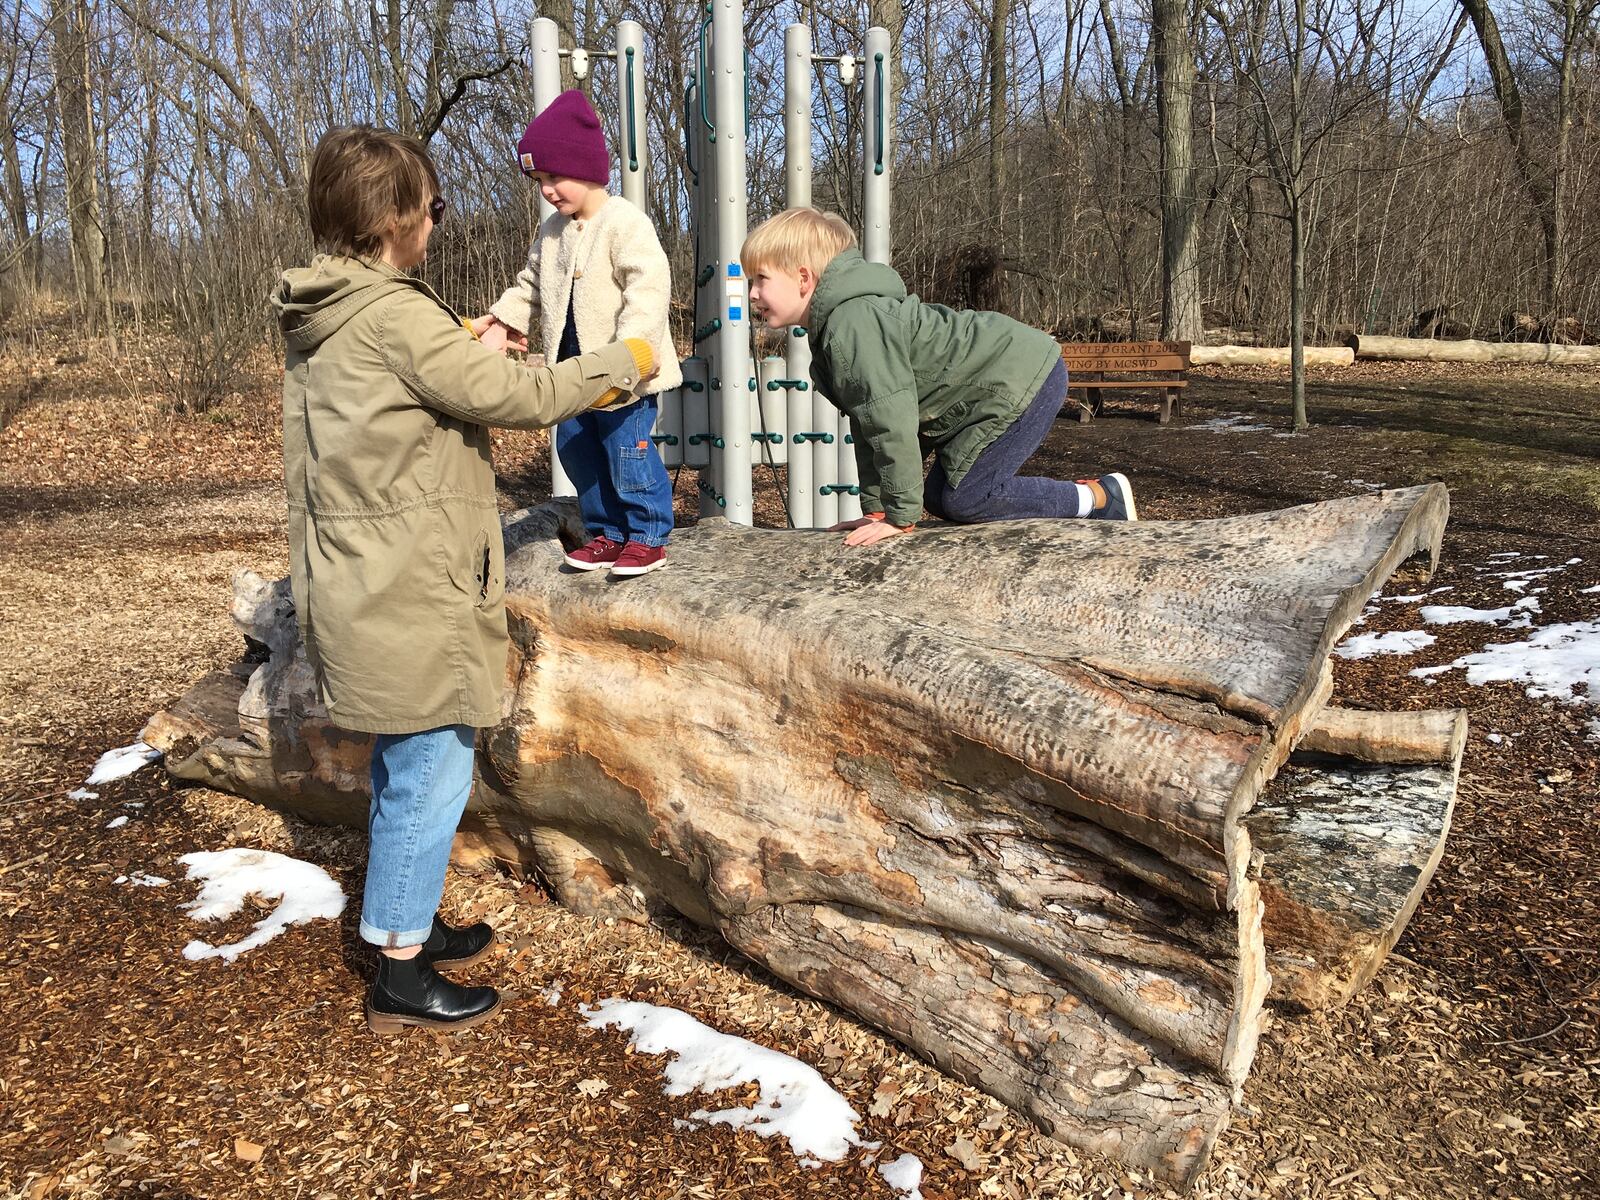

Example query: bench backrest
[1058,340,1192,374]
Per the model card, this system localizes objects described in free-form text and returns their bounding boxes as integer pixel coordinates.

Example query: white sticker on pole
[726,263,745,323]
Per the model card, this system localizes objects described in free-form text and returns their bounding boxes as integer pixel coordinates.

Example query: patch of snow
[116,872,169,887]
[67,788,99,801]
[1485,733,1503,744]
[86,742,161,786]
[1335,630,1436,660]
[1190,414,1271,433]
[542,982,565,1006]
[1411,620,1600,709]
[879,1153,925,1200]
[1489,559,1580,592]
[1583,585,1600,595]
[1385,586,1454,603]
[178,848,345,963]
[582,998,865,1167]
[1486,552,1522,560]
[105,816,128,829]
[1587,718,1600,743]
[1419,596,1539,628]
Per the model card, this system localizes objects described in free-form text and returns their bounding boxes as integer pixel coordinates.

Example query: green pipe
[873,53,885,176]
[625,48,639,172]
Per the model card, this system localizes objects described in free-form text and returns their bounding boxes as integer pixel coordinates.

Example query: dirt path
[1,355,1594,1199]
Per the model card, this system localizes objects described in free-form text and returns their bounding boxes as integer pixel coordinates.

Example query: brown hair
[307,126,440,259]
[742,208,857,276]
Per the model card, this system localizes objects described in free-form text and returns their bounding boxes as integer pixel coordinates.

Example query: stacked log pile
[145,485,1461,1186]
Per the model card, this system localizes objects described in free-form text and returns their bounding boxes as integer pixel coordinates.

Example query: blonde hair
[307,125,440,259]
[742,208,856,276]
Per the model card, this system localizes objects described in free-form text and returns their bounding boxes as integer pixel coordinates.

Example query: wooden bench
[1058,340,1191,424]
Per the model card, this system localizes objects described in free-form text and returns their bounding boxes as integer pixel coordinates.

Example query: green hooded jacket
[806,250,1061,527]
[272,254,644,734]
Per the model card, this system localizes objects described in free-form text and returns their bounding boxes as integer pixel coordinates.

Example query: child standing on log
[742,208,1136,545]
[477,90,682,576]
[273,126,655,1035]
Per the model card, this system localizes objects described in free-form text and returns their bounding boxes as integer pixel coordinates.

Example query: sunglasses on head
[428,195,447,224]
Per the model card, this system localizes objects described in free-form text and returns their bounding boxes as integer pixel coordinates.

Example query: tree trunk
[1458,0,1559,314]
[145,488,1458,1186]
[1155,0,1201,341]
[987,0,1011,268]
[48,0,106,331]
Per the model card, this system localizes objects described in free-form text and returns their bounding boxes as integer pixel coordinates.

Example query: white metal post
[709,0,751,524]
[841,25,894,524]
[529,17,573,498]
[783,23,816,529]
[615,21,647,209]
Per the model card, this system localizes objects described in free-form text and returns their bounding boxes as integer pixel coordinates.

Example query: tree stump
[144,485,1461,1186]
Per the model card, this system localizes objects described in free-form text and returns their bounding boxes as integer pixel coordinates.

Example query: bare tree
[1156,0,1203,340]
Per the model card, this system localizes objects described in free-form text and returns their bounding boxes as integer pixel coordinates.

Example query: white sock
[1074,482,1095,517]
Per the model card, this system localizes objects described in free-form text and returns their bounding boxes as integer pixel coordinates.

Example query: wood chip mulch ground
[1,330,1596,1199]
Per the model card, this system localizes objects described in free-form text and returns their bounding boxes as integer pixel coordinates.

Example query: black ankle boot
[422,914,496,970]
[366,952,501,1035]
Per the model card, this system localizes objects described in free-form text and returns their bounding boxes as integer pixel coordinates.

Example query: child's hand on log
[839,518,911,547]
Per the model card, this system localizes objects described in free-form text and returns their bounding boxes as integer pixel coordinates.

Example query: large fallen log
[145,486,1459,1187]
[1190,345,1355,368]
[1348,333,1600,364]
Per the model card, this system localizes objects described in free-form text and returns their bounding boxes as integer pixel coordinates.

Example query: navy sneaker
[1081,473,1137,521]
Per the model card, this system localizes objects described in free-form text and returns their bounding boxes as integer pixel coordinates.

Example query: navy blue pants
[925,360,1081,522]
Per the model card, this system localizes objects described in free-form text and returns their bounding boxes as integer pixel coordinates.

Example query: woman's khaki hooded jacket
[272,255,647,735]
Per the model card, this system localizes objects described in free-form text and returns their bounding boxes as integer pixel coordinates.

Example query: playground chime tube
[527,7,893,528]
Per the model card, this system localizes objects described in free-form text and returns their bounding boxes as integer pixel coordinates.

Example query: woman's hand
[842,519,910,547]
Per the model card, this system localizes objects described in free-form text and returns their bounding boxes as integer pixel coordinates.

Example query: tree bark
[47,0,106,330]
[1458,0,1560,314]
[987,0,1011,267]
[1155,0,1201,341]
[145,488,1457,1185]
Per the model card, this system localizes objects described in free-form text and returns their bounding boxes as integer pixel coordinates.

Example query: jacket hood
[272,255,418,351]
[808,249,907,331]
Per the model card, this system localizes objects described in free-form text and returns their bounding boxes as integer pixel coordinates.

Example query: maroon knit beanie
[516,90,610,186]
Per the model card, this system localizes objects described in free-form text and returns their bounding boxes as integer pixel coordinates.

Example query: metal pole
[841,25,894,524]
[710,0,751,525]
[529,17,573,499]
[615,21,647,209]
[862,26,893,265]
[783,23,816,529]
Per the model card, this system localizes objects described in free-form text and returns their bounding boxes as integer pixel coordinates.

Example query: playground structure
[529,2,892,527]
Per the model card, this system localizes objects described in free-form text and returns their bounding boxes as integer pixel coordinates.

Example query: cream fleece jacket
[489,195,682,396]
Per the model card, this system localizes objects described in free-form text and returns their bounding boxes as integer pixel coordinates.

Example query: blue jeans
[556,398,674,547]
[361,725,476,949]
[925,360,1082,521]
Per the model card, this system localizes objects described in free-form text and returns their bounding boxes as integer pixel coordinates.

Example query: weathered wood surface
[145,485,1456,1186]
[1249,752,1461,1010]
[1299,706,1467,766]
[1190,345,1356,368]
[1348,333,1600,364]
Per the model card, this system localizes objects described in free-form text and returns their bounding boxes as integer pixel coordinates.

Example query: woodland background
[4,0,1599,413]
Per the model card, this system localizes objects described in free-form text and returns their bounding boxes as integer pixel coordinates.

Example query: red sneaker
[563,534,622,571]
[611,541,667,577]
